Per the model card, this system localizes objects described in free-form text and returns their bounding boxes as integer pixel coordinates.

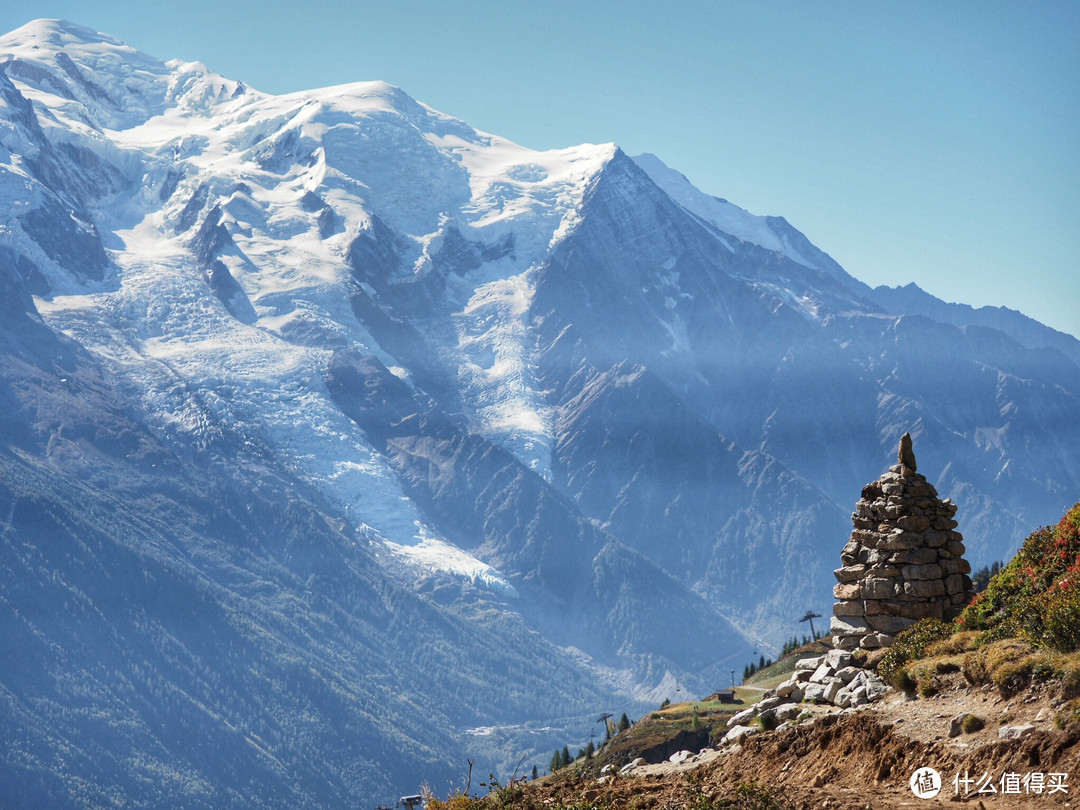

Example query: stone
[864,675,889,701]
[833,600,864,617]
[773,703,800,721]
[903,579,945,598]
[921,530,947,548]
[834,565,866,583]
[998,724,1035,740]
[722,725,757,745]
[822,679,843,703]
[727,707,757,727]
[879,600,944,620]
[866,613,913,634]
[877,531,923,551]
[795,656,823,671]
[944,574,967,594]
[775,680,797,698]
[898,434,915,473]
[830,616,871,636]
[669,750,695,764]
[824,650,853,670]
[887,547,938,565]
[902,563,943,581]
[756,696,781,713]
[949,715,964,738]
[833,582,861,600]
[802,682,827,702]
[809,664,834,684]
[835,666,860,684]
[861,578,900,599]
[895,514,930,532]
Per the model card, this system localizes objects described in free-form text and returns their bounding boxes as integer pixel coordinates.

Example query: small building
[712,688,737,703]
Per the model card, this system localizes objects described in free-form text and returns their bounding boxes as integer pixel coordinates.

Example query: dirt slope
[523,673,1080,808]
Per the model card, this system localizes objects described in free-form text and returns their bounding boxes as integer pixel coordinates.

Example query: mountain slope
[0,18,1077,807]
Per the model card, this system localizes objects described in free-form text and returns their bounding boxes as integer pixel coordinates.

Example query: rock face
[831,434,975,650]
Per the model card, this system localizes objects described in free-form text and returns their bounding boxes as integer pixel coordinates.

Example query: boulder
[824,650,853,670]
[727,707,757,727]
[773,703,801,721]
[775,679,798,698]
[998,724,1035,740]
[722,725,757,745]
[809,663,834,684]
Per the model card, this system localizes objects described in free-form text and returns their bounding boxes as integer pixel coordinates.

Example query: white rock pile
[769,649,888,709]
[831,433,975,650]
[721,650,890,748]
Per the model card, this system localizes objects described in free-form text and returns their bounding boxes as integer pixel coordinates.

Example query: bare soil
[526,673,1080,808]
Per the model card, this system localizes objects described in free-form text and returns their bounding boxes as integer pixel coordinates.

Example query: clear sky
[2,1,1077,337]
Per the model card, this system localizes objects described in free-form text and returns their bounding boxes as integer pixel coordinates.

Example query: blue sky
[3,1,1077,337]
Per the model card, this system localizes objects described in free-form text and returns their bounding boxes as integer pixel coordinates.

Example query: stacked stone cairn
[831,433,975,651]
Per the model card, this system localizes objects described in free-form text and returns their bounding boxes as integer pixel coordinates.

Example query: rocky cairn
[831,433,975,650]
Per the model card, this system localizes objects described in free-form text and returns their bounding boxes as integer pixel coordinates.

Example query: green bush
[961,714,985,733]
[878,618,956,684]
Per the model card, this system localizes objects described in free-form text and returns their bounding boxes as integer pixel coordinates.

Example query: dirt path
[531,674,1080,808]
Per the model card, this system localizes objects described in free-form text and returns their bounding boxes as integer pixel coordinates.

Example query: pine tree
[584,740,595,759]
[561,746,570,769]
[532,764,538,780]
[618,712,630,732]
[550,750,561,773]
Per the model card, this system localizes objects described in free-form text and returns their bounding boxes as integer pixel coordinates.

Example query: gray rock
[795,656,823,671]
[774,703,801,721]
[775,679,797,698]
[727,707,757,727]
[756,696,781,713]
[722,725,758,745]
[898,433,917,470]
[902,563,943,581]
[822,680,843,703]
[860,578,900,599]
[809,663,835,684]
[835,666,860,683]
[830,616,871,636]
[824,650,853,670]
[998,724,1035,740]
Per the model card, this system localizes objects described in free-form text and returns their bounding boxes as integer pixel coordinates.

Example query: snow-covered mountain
[1,19,1078,807]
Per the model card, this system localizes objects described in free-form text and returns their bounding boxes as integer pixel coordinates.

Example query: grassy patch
[878,618,956,688]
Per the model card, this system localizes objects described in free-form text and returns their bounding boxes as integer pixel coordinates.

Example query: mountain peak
[0,18,123,49]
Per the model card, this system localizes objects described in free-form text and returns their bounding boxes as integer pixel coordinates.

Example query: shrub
[992,660,1033,698]
[961,714,985,733]
[963,638,1037,695]
[878,618,956,684]
[959,503,1080,652]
